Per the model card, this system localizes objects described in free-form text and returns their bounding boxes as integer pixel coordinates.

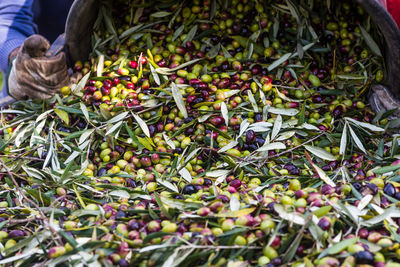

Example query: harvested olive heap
[1,0,400,266]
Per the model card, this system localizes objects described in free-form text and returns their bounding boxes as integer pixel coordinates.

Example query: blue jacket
[0,0,73,97]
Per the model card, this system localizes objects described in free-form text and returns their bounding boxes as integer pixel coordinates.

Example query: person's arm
[0,0,36,74]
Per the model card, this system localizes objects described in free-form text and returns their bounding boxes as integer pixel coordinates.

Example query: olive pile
[0,0,399,266]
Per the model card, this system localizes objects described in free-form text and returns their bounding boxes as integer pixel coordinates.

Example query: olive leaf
[345,117,384,132]
[305,151,336,187]
[267,107,299,116]
[157,179,179,193]
[183,25,198,45]
[210,0,217,19]
[221,102,229,127]
[54,109,69,125]
[247,91,259,112]
[348,125,366,154]
[359,25,382,57]
[105,111,129,124]
[132,113,150,138]
[80,103,90,122]
[178,167,192,183]
[357,195,373,210]
[237,119,250,140]
[73,72,91,94]
[96,54,104,77]
[271,115,283,140]
[151,11,172,18]
[339,123,348,155]
[149,64,161,86]
[218,141,239,153]
[257,142,286,152]
[268,53,291,71]
[171,82,188,119]
[275,204,306,225]
[110,190,130,199]
[230,195,240,212]
[216,207,256,218]
[105,121,123,136]
[304,145,336,161]
[120,24,144,39]
[163,132,176,149]
[373,165,400,174]
[276,131,295,141]
[317,237,358,259]
[172,25,185,42]
[208,43,221,58]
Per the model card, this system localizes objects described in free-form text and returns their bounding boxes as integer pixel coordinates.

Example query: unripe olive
[263,246,278,259]
[48,246,66,258]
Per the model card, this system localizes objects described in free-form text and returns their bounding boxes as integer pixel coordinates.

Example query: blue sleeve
[0,0,37,75]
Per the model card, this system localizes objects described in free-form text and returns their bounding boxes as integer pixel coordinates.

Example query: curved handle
[356,0,400,100]
[65,0,100,64]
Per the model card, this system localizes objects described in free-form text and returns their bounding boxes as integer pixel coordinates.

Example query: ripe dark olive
[271,257,282,266]
[251,65,262,75]
[332,106,344,118]
[254,113,263,122]
[359,228,369,239]
[256,137,265,147]
[182,184,198,195]
[98,168,107,176]
[383,183,396,197]
[354,251,374,264]
[210,116,225,126]
[216,195,229,203]
[127,179,137,188]
[230,179,242,189]
[8,230,25,238]
[115,211,127,219]
[321,185,334,195]
[317,217,331,230]
[203,178,212,186]
[366,183,378,195]
[118,259,129,267]
[246,130,256,143]
[353,182,362,191]
[312,95,323,103]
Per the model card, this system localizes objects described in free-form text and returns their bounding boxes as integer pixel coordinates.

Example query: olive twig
[0,158,64,246]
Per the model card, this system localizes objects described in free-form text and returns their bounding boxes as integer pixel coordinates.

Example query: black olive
[383,183,396,197]
[353,182,362,191]
[115,211,126,219]
[355,251,374,264]
[98,168,107,176]
[246,130,256,143]
[182,184,198,195]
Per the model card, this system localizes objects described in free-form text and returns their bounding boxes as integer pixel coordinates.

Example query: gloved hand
[7,34,70,100]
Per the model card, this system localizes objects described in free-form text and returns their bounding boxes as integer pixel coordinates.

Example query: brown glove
[7,34,70,100]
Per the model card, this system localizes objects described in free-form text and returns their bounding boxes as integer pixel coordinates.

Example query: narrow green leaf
[317,238,358,259]
[359,25,382,57]
[183,25,198,45]
[54,108,69,125]
[171,82,188,119]
[304,145,337,161]
[373,165,400,174]
[348,125,366,153]
[172,25,185,42]
[268,53,291,71]
[340,123,347,155]
[132,113,150,138]
[151,11,172,18]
